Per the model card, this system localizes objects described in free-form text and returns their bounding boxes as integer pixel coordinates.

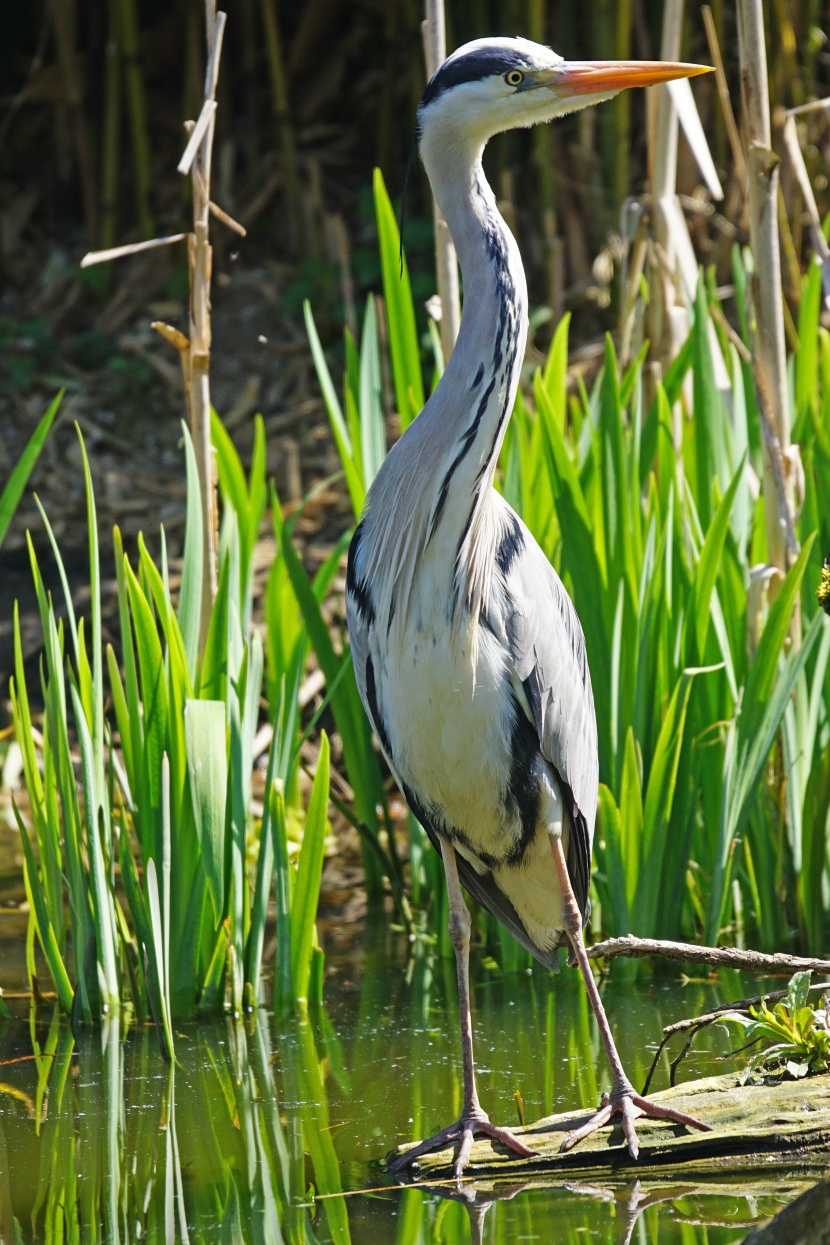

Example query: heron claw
[560,1085,712,1159]
[388,1111,538,1178]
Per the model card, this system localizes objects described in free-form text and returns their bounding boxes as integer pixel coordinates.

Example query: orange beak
[553,60,712,95]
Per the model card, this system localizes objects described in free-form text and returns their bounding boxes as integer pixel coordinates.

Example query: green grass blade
[198,556,230,703]
[691,276,728,529]
[70,683,120,1012]
[76,428,106,837]
[373,166,424,426]
[636,668,699,936]
[0,391,61,548]
[13,801,74,1014]
[796,257,822,423]
[595,784,628,933]
[686,456,745,663]
[359,295,387,489]
[271,786,293,1016]
[303,301,365,518]
[290,733,330,1008]
[708,544,820,941]
[178,424,204,678]
[540,313,570,428]
[279,519,383,862]
[184,699,228,923]
[146,856,175,1058]
[125,559,168,861]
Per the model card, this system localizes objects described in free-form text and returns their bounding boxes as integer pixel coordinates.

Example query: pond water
[0,925,815,1243]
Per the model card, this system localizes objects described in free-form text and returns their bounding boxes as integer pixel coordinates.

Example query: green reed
[9,420,332,1040]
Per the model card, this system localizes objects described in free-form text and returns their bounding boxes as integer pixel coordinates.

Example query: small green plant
[721,971,830,1082]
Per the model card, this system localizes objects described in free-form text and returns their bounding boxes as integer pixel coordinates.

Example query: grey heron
[346,36,712,1174]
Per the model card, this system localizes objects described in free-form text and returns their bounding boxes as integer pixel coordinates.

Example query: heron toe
[389,1112,538,1178]
[560,1087,712,1160]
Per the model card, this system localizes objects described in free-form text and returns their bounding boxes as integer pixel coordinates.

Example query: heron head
[416,36,709,159]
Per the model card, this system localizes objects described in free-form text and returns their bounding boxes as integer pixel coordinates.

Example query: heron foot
[559,1086,712,1160]
[388,1109,538,1178]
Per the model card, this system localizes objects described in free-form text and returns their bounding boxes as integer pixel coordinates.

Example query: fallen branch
[587,934,830,975]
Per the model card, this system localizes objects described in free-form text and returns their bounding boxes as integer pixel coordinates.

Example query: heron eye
[504,70,524,87]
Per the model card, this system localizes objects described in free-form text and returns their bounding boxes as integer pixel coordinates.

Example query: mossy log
[394,1072,830,1180]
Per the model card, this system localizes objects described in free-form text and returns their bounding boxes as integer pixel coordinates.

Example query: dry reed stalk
[115,0,154,237]
[186,4,226,646]
[422,0,461,363]
[260,0,305,257]
[82,6,233,650]
[80,234,189,267]
[645,0,684,369]
[737,0,800,633]
[781,111,830,308]
[611,0,634,209]
[701,6,747,197]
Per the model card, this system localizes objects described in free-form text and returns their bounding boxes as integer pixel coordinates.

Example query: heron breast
[380,612,537,864]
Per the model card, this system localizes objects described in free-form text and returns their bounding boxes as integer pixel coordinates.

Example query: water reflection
[0,932,814,1242]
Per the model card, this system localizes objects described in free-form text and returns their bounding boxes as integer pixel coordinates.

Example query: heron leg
[388,837,538,1178]
[550,836,711,1159]
[442,835,483,1118]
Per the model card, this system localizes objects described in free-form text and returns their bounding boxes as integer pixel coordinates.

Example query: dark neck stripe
[427,172,523,564]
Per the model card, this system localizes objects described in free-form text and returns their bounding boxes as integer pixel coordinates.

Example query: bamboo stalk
[50,0,99,243]
[422,0,461,363]
[260,0,306,256]
[737,0,800,629]
[99,0,121,251]
[115,0,154,237]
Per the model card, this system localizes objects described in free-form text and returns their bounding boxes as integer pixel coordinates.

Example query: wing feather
[498,503,598,923]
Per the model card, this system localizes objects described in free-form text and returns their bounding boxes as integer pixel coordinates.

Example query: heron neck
[359,138,528,633]
[416,137,528,563]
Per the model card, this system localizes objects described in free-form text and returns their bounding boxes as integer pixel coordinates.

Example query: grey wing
[346,589,371,718]
[345,522,379,740]
[498,507,598,923]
